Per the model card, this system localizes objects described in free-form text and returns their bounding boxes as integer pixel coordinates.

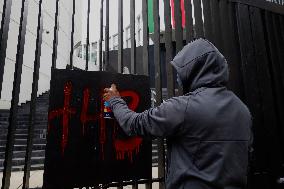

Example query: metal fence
[0,0,283,189]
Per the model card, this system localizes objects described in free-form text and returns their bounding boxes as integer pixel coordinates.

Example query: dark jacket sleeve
[109,96,187,138]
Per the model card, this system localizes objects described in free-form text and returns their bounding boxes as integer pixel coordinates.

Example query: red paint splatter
[48,84,143,162]
[113,90,143,162]
[48,81,76,155]
[114,137,143,163]
[120,91,140,111]
[80,88,97,136]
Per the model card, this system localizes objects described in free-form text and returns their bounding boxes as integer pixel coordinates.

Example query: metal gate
[0,0,283,189]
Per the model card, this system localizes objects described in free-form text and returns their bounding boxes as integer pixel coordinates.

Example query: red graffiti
[48,82,143,162]
[99,96,106,160]
[114,137,143,163]
[80,88,97,136]
[113,91,143,162]
[48,81,76,155]
[120,91,140,111]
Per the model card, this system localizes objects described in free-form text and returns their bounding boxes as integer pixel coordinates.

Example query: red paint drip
[113,90,143,162]
[80,88,97,136]
[114,137,143,163]
[48,86,143,162]
[48,81,76,155]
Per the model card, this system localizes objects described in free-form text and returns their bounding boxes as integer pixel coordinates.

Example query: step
[0,133,44,139]
[0,156,45,167]
[0,113,48,119]
[0,128,47,135]
[0,138,46,146]
[0,114,48,121]
[0,163,44,172]
[0,150,45,159]
[0,124,48,129]
[0,144,46,152]
[0,131,46,140]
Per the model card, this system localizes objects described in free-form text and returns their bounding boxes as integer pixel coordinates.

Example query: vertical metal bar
[192,0,204,37]
[0,0,13,98]
[219,0,243,97]
[130,0,136,74]
[105,0,110,71]
[118,0,123,73]
[249,7,282,178]
[202,0,213,42]
[86,0,90,71]
[1,0,29,188]
[174,0,183,52]
[99,0,103,71]
[210,0,223,51]
[235,5,264,174]
[52,0,59,69]
[142,0,149,76]
[142,1,152,189]
[264,11,284,148]
[272,14,284,87]
[174,0,184,96]
[69,0,76,69]
[153,0,165,189]
[164,0,174,98]
[118,0,123,173]
[132,181,138,189]
[22,0,43,188]
[184,0,194,43]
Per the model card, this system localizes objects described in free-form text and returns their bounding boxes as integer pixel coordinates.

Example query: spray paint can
[103,100,114,119]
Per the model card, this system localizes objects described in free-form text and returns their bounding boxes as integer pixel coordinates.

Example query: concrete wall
[0,0,82,109]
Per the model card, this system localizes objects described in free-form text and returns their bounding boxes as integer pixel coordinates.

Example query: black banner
[43,69,152,188]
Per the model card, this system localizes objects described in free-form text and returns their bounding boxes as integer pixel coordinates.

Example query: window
[125,26,131,48]
[137,15,141,46]
[113,34,118,50]
[83,45,87,60]
[91,42,97,65]
[77,45,83,58]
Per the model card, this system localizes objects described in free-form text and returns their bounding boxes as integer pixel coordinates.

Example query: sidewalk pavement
[0,167,160,189]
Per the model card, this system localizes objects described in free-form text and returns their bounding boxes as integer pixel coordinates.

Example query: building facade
[0,0,82,109]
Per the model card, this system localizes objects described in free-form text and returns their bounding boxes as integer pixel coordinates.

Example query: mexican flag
[148,0,186,33]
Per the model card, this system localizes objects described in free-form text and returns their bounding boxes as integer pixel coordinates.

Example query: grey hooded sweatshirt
[109,39,252,189]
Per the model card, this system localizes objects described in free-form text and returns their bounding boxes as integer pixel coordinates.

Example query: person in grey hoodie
[104,38,252,189]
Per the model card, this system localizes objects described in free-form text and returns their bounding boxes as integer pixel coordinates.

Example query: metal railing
[0,0,283,189]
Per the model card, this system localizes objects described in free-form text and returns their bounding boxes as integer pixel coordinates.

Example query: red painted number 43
[48,81,143,163]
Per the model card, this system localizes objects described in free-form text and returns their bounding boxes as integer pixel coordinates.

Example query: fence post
[192,0,204,38]
[202,0,213,41]
[184,0,194,43]
[142,1,152,189]
[210,0,223,51]
[22,0,43,188]
[153,0,165,188]
[118,0,123,73]
[130,0,136,74]
[142,0,149,76]
[69,0,75,69]
[1,0,29,188]
[164,0,174,99]
[52,0,60,69]
[99,0,103,71]
[0,0,13,98]
[105,0,110,71]
[85,0,90,71]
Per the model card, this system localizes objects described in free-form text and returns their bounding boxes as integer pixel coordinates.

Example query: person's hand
[103,84,120,101]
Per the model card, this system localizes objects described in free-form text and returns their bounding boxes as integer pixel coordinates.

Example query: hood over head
[171,38,229,93]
